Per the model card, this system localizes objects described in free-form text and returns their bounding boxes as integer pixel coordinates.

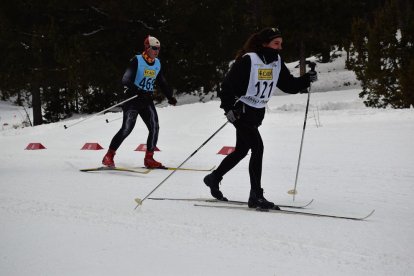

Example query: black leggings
[109,102,159,152]
[215,122,264,192]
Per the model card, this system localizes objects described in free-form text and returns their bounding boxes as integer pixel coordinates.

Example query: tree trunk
[299,40,308,94]
[32,86,43,126]
[321,44,331,63]
[299,40,306,76]
[16,90,22,106]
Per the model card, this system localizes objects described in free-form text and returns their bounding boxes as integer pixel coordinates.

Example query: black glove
[123,85,137,97]
[168,97,177,106]
[225,109,241,123]
[307,70,318,82]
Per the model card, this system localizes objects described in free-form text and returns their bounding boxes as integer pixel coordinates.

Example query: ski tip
[363,209,376,220]
[305,199,314,207]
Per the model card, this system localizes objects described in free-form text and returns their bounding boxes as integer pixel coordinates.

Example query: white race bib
[238,53,281,108]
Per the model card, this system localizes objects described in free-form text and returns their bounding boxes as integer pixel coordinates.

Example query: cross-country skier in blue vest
[203,27,317,209]
[102,35,177,168]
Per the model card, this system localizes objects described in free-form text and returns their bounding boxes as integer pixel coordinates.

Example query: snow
[1,52,414,275]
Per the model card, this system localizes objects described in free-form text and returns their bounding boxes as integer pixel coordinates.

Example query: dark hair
[235,27,282,60]
[235,33,261,60]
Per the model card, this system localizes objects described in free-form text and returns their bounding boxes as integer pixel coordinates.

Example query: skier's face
[264,37,283,50]
[146,46,160,59]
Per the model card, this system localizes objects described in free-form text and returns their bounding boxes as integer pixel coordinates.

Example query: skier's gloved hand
[123,85,139,97]
[225,109,241,123]
[168,97,177,106]
[307,70,318,82]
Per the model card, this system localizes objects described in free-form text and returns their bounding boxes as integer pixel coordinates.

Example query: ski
[139,165,216,172]
[80,166,151,174]
[148,197,313,209]
[194,204,375,221]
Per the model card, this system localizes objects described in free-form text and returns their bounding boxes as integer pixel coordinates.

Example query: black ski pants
[214,121,264,192]
[109,101,159,152]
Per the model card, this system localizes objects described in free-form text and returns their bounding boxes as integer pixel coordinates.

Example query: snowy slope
[1,53,414,276]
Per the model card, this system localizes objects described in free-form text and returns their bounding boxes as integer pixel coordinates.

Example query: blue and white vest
[133,55,161,92]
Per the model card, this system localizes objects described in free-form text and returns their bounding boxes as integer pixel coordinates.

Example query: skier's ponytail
[234,27,282,61]
[235,32,262,61]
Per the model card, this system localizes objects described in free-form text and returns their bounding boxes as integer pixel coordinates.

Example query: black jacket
[219,48,311,126]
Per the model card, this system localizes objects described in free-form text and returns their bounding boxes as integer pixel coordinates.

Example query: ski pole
[134,121,229,208]
[63,95,137,129]
[288,62,316,201]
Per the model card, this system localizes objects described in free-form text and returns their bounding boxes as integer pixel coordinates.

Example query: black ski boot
[248,188,279,210]
[203,172,228,201]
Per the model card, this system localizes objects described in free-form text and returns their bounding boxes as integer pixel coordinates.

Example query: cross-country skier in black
[102,35,177,168]
[203,27,318,209]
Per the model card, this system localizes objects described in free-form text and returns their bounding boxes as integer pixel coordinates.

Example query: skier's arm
[155,67,174,100]
[121,57,138,91]
[276,60,311,94]
[219,56,251,112]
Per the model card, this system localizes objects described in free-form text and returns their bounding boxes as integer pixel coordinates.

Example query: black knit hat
[258,27,282,43]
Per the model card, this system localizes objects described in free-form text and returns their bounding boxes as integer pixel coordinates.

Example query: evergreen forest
[0,0,413,125]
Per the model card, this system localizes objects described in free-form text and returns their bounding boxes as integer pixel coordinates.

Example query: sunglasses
[150,46,160,51]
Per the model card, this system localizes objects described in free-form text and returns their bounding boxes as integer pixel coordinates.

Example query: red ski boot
[144,151,163,168]
[102,149,116,167]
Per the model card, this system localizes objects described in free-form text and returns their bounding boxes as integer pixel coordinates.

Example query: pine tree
[349,0,414,108]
